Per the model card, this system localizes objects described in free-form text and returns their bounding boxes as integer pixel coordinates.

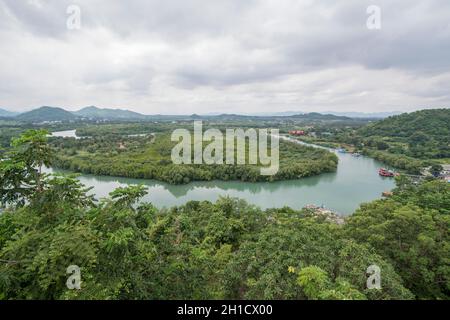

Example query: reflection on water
[50,130,395,215]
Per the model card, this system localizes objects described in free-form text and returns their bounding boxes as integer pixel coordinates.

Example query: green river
[50,130,395,215]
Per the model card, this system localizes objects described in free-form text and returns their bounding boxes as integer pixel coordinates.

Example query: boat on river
[379,168,396,177]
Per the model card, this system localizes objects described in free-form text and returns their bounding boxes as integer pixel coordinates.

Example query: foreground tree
[345,178,450,299]
[0,129,52,206]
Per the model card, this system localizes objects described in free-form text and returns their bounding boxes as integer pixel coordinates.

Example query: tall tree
[0,129,52,206]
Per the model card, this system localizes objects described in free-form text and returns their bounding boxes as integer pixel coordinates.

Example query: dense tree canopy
[50,131,338,184]
[1,130,448,300]
[3,174,447,299]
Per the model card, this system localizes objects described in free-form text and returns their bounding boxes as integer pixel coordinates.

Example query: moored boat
[378,168,395,177]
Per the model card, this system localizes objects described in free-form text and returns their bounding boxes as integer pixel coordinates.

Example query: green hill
[16,106,78,122]
[357,108,450,159]
[74,106,147,120]
[294,112,352,120]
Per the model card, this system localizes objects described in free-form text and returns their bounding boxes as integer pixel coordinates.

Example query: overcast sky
[1,0,449,114]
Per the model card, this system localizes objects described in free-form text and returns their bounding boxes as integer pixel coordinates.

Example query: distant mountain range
[0,108,20,117]
[242,110,402,118]
[322,111,402,118]
[1,106,149,122]
[0,106,416,123]
[291,112,352,120]
[0,106,357,122]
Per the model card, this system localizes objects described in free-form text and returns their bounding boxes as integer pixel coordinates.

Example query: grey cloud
[82,63,153,95]
[169,0,450,88]
[1,0,70,37]
[0,0,449,113]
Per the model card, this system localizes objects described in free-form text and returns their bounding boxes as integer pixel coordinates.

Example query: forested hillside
[357,108,450,159]
[0,130,448,300]
[295,108,450,174]
[16,107,78,123]
[74,106,147,120]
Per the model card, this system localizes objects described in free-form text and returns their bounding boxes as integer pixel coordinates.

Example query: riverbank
[47,130,395,214]
[47,154,394,215]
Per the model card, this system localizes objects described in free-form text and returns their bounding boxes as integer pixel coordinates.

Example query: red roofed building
[289,130,305,136]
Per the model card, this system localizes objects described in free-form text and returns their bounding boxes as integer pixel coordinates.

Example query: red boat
[378,168,395,177]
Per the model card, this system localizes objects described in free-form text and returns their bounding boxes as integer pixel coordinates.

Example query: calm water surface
[50,130,395,214]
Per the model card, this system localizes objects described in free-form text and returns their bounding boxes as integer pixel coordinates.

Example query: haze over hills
[322,111,402,118]
[291,112,352,120]
[0,108,19,117]
[239,111,402,118]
